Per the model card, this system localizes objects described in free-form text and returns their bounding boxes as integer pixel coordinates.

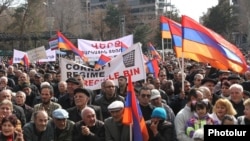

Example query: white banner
[60,42,145,90]
[78,34,133,62]
[26,46,47,62]
[13,49,26,64]
[38,49,56,62]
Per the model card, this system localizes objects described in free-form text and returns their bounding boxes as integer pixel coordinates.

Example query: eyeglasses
[160,75,166,77]
[105,86,115,88]
[141,94,151,98]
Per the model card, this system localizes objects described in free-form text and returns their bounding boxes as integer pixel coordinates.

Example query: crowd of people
[0,54,250,141]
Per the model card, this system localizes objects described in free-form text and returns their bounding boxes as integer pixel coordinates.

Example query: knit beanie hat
[151,107,167,120]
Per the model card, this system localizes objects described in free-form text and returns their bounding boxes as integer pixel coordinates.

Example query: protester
[237,98,250,124]
[67,88,103,122]
[104,100,129,141]
[58,77,80,109]
[150,89,176,125]
[0,114,24,141]
[0,89,26,127]
[23,110,54,141]
[138,86,153,121]
[94,80,124,120]
[221,115,236,125]
[72,107,105,141]
[32,85,61,119]
[174,88,203,141]
[229,83,245,118]
[49,109,75,141]
[209,98,237,124]
[0,99,22,129]
[186,99,217,138]
[146,107,174,141]
[14,91,34,123]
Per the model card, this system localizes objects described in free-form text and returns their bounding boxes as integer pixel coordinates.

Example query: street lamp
[120,15,125,37]
[43,0,55,38]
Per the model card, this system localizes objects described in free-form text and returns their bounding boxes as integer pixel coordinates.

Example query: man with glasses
[94,79,124,120]
[138,86,153,121]
[49,109,75,141]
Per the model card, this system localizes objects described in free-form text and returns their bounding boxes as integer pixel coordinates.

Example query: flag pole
[162,38,165,61]
[181,52,184,92]
[129,123,132,141]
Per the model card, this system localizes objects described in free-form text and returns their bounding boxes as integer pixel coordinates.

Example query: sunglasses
[141,94,151,98]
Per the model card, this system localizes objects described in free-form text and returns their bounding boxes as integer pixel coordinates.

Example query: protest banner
[13,49,26,64]
[38,49,56,62]
[60,42,145,90]
[49,37,58,50]
[78,34,133,62]
[26,46,47,62]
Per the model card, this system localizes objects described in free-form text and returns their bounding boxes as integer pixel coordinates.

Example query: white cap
[108,101,124,111]
[150,89,161,100]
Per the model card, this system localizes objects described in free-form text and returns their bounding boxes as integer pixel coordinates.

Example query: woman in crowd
[237,98,250,124]
[0,114,24,141]
[209,98,237,124]
[0,99,22,129]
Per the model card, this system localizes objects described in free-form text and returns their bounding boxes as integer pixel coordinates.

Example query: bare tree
[53,0,83,36]
[0,0,16,15]
[90,8,109,40]
[237,0,250,46]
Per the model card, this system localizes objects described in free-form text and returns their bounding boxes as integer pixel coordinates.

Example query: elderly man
[72,107,105,141]
[104,100,129,141]
[48,109,75,141]
[59,77,80,109]
[14,91,34,122]
[0,76,13,91]
[23,110,54,141]
[67,88,103,122]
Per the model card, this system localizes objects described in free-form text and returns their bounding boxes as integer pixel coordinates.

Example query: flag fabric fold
[162,16,228,70]
[181,15,248,73]
[160,16,172,39]
[145,59,159,78]
[148,42,162,60]
[121,42,129,52]
[20,54,30,68]
[122,75,149,141]
[57,31,88,62]
[94,54,111,69]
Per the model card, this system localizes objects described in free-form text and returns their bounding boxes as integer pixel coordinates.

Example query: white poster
[78,34,133,62]
[49,38,58,50]
[13,49,26,64]
[26,46,47,62]
[60,42,145,90]
[38,49,56,62]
